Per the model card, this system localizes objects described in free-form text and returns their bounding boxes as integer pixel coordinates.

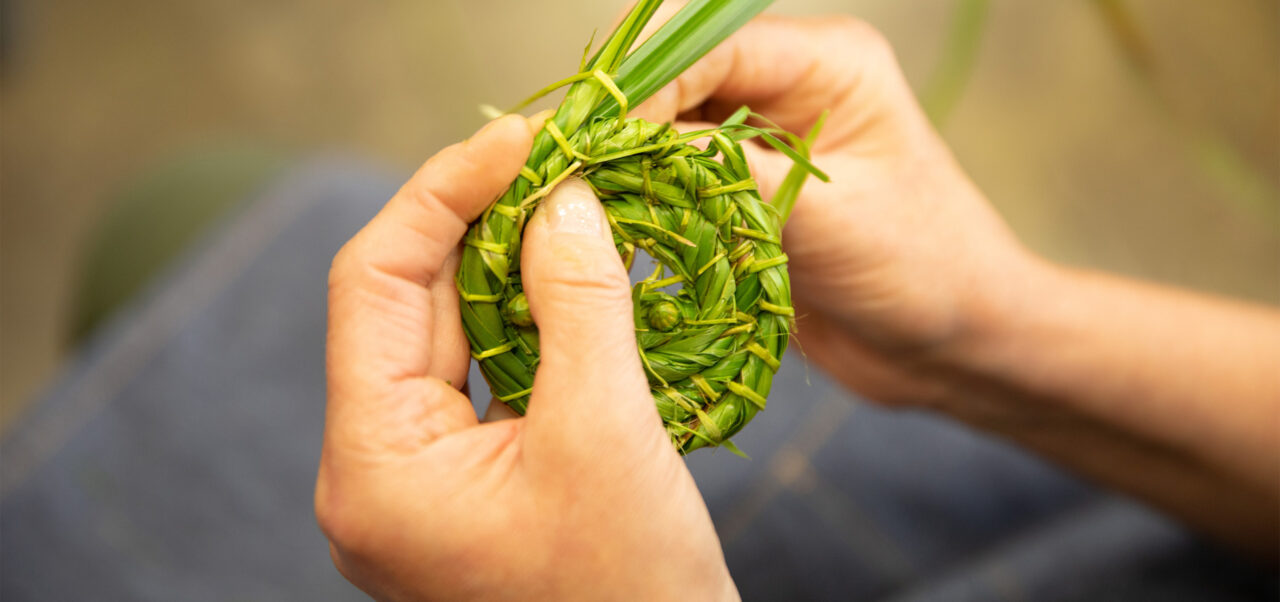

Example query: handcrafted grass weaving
[457,0,827,454]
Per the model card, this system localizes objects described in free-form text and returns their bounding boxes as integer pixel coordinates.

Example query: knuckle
[539,267,632,310]
[327,236,366,292]
[328,544,359,583]
[405,143,479,225]
[314,472,377,559]
[539,241,631,293]
[405,170,451,217]
[826,15,894,60]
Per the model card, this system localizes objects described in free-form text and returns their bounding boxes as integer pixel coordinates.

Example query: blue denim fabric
[1,160,1272,601]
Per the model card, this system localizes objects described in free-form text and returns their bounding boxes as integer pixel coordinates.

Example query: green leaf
[772,110,828,223]
[758,131,829,182]
[722,105,752,127]
[594,0,775,118]
[721,439,752,459]
[585,0,664,74]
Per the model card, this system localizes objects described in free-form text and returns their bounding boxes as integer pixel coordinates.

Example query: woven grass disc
[457,116,793,454]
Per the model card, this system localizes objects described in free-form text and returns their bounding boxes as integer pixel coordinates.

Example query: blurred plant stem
[1092,0,1279,222]
[922,0,989,127]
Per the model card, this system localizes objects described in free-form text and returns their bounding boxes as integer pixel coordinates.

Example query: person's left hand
[316,115,736,601]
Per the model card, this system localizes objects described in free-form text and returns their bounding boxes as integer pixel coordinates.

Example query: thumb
[519,179,659,443]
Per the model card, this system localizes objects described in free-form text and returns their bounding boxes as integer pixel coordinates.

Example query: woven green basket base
[457,117,792,453]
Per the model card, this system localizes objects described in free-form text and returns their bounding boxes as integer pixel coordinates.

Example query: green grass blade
[594,0,774,118]
[922,0,989,126]
[585,0,665,73]
[772,110,827,224]
[722,105,752,127]
[758,131,829,182]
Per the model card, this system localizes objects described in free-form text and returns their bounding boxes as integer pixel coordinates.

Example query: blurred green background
[1,0,1277,430]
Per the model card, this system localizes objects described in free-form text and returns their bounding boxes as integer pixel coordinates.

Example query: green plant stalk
[922,0,989,127]
[525,0,775,173]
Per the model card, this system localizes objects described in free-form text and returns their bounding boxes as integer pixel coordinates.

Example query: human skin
[317,8,1280,600]
[317,115,738,600]
[633,10,1280,560]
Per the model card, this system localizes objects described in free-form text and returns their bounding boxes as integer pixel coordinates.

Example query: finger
[518,179,661,446]
[483,398,520,422]
[326,114,534,454]
[331,114,533,305]
[630,11,858,126]
[633,13,926,151]
[527,108,554,133]
[423,249,472,392]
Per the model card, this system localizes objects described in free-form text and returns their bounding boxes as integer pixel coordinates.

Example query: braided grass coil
[455,0,824,454]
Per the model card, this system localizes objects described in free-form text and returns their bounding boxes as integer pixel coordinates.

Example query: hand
[639,9,1280,561]
[317,116,735,601]
[634,12,1038,407]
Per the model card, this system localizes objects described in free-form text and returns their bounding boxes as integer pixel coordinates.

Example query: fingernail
[545,179,603,236]
[527,110,555,135]
[473,114,517,140]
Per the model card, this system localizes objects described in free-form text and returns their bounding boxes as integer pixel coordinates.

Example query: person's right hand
[635,12,1038,408]
[317,117,736,601]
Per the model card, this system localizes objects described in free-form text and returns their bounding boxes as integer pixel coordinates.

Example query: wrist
[923,250,1077,420]
[956,251,1070,360]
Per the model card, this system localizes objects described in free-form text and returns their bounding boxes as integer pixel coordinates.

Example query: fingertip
[632,84,680,124]
[467,113,534,161]
[405,114,533,225]
[526,109,555,135]
[521,179,613,260]
[541,179,609,238]
[520,179,622,306]
[519,180,633,354]
[483,399,520,422]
